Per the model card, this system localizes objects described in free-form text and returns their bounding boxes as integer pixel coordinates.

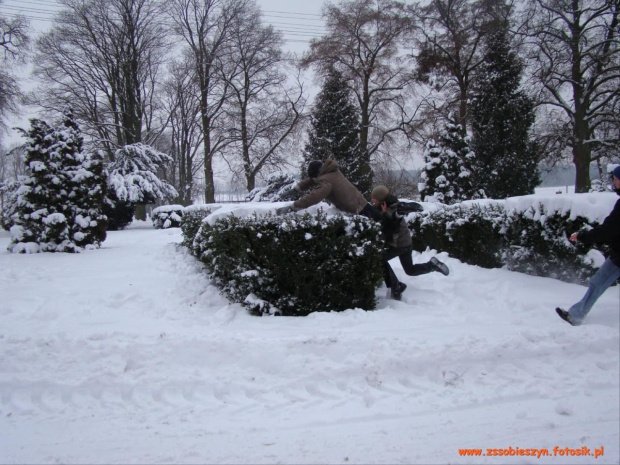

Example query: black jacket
[578,197,620,266]
[379,194,412,249]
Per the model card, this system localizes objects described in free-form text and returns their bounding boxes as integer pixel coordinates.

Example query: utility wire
[2,3,326,43]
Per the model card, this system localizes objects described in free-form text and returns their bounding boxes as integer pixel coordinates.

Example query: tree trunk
[135,204,147,220]
[202,112,216,203]
[572,95,592,193]
[359,76,371,158]
[573,143,592,193]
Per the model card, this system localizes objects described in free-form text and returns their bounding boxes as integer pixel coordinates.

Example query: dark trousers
[383,246,433,288]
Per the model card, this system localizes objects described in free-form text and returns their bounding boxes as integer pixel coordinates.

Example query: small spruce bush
[8,114,107,253]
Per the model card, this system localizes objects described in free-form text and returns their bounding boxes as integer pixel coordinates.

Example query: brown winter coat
[293,159,368,214]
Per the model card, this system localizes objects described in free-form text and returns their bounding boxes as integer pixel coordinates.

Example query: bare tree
[168,0,247,203]
[224,4,306,192]
[160,53,205,205]
[409,0,501,131]
[31,0,169,159]
[0,4,30,135]
[520,0,620,192]
[302,0,414,165]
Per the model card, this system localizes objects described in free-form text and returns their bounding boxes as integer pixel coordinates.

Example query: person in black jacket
[370,186,449,300]
[556,166,620,325]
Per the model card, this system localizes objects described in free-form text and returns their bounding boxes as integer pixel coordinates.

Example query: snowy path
[0,225,618,464]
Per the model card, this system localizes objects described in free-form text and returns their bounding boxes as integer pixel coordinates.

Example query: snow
[152,204,185,214]
[1,195,619,464]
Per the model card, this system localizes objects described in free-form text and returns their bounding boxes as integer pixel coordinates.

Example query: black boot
[391,282,407,300]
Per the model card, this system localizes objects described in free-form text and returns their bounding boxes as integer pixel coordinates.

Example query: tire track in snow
[1,327,617,420]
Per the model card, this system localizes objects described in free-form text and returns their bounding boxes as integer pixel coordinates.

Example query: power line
[263,9,322,18]
[2,4,325,44]
[2,12,54,22]
[3,5,58,15]
[2,0,60,11]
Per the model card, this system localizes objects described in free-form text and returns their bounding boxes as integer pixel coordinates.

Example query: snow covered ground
[1,195,619,464]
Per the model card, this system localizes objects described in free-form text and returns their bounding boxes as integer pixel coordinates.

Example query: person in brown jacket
[371,185,449,300]
[276,159,376,217]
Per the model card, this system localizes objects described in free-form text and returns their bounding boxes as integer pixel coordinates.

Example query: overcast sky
[1,0,326,55]
[1,0,326,144]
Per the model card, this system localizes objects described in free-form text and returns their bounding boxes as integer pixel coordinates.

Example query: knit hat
[613,166,620,180]
[307,160,323,178]
[371,185,389,202]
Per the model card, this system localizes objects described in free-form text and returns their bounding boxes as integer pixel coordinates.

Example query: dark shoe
[391,282,407,300]
[556,308,575,326]
[430,257,449,276]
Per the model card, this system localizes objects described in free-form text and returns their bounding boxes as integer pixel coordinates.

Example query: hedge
[408,201,610,285]
[184,210,384,316]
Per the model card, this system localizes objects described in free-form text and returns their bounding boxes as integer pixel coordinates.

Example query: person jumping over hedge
[370,185,450,300]
[556,166,620,326]
[276,159,377,217]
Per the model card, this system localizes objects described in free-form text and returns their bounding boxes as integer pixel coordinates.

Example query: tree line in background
[1,0,619,225]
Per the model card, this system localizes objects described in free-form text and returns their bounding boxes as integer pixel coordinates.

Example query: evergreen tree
[106,143,178,229]
[8,112,107,253]
[470,24,540,199]
[419,115,483,204]
[303,69,372,196]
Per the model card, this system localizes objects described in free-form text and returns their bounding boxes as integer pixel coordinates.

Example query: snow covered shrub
[102,190,135,231]
[8,114,107,253]
[408,203,505,268]
[180,204,213,249]
[246,172,298,202]
[0,180,19,231]
[502,204,601,284]
[152,205,184,229]
[191,211,383,316]
[106,143,178,227]
[589,178,608,193]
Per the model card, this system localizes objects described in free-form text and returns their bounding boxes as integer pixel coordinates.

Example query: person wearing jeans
[556,166,620,325]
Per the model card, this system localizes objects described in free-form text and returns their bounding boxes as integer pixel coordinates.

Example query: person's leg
[398,247,432,276]
[382,248,401,288]
[567,258,620,325]
[398,247,449,276]
[383,248,408,299]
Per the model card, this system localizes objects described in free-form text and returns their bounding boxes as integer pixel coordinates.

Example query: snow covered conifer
[419,115,483,204]
[303,69,372,196]
[247,172,297,202]
[107,143,178,225]
[8,112,107,253]
[470,23,540,198]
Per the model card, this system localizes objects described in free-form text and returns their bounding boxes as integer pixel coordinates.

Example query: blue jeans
[568,258,620,325]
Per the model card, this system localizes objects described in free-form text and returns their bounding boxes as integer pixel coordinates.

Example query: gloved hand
[275,204,297,215]
[279,188,297,201]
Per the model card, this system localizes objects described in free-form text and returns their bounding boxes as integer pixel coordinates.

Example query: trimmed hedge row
[408,202,610,285]
[183,209,384,316]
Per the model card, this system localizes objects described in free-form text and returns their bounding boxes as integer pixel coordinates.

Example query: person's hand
[569,232,578,243]
[275,204,297,215]
[280,188,297,201]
